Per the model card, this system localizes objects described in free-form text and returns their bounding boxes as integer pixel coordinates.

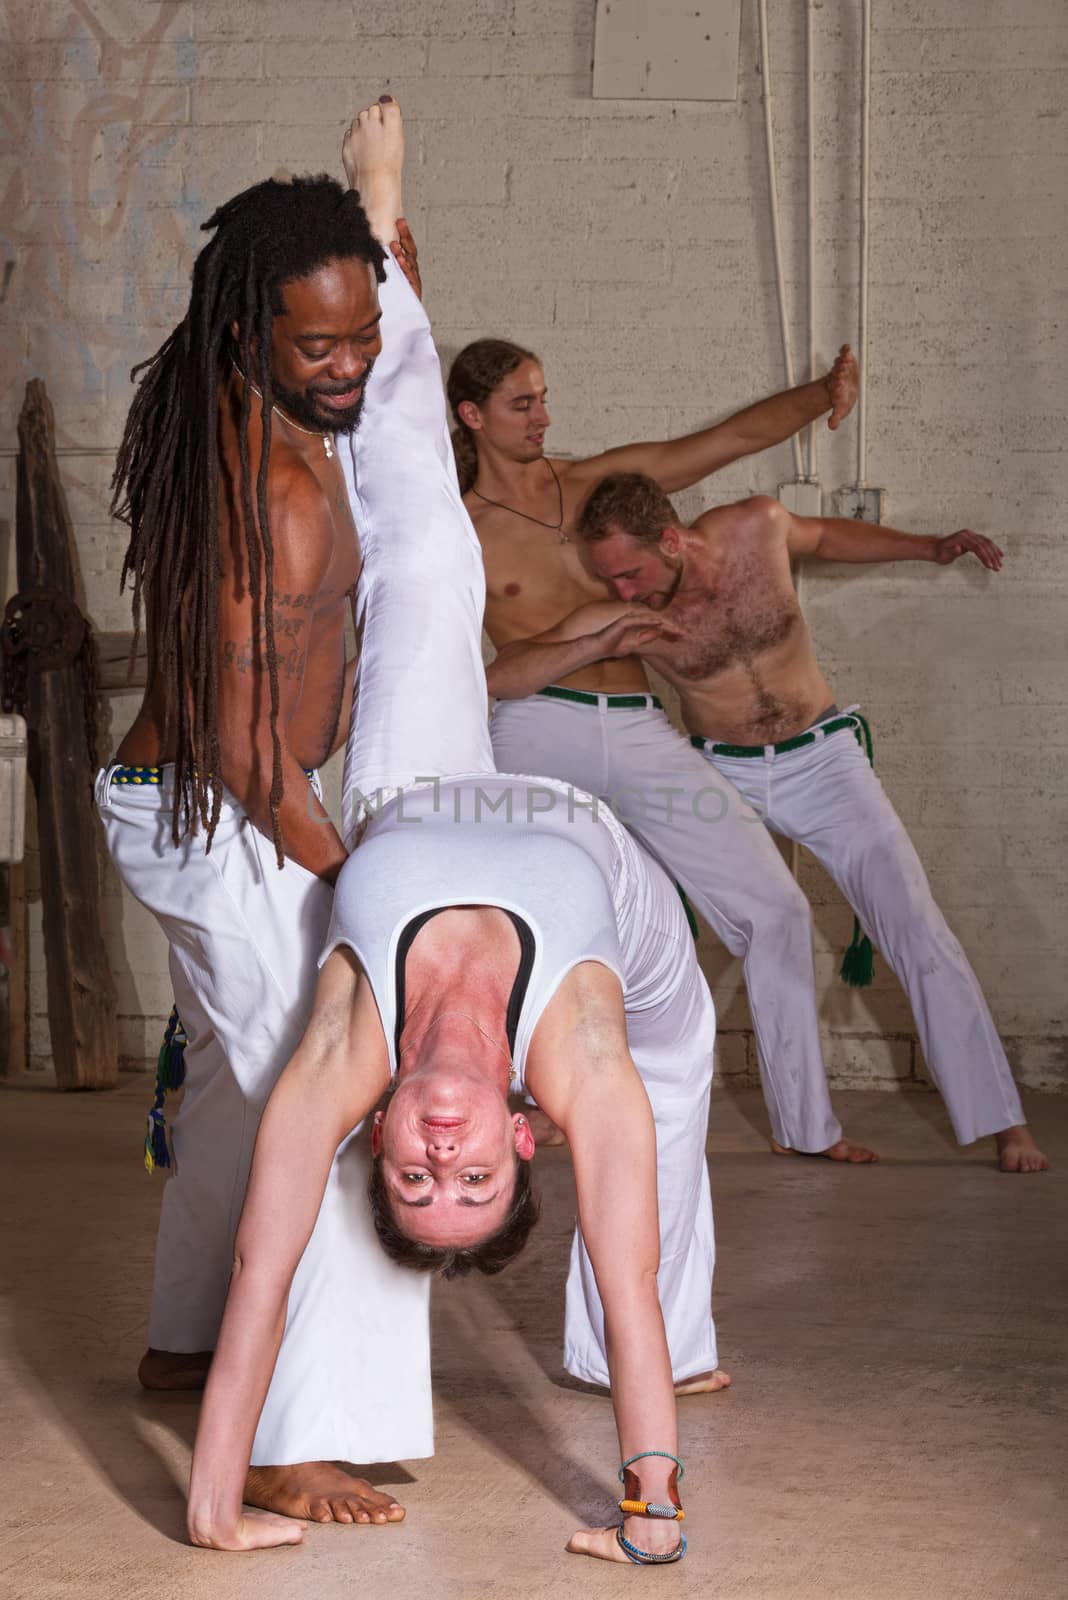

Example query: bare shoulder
[695,495,788,542]
[554,453,607,498]
[527,960,629,1097]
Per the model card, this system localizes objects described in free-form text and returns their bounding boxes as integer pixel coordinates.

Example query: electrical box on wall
[778,481,822,518]
[593,0,741,101]
[832,487,883,524]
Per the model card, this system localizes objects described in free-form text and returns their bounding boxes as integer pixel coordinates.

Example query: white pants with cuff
[703,716,1024,1144]
[492,693,843,1152]
[564,826,719,1385]
[338,260,718,1384]
[95,767,433,1464]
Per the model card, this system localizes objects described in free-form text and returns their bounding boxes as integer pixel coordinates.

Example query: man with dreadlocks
[187,98,721,1566]
[95,103,433,1523]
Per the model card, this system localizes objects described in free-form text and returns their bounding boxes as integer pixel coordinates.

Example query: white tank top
[322,775,632,1090]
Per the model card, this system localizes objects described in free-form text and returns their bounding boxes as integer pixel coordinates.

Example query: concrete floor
[1,1078,1066,1600]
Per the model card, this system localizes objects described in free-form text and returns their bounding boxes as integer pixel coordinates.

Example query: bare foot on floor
[996,1125,1049,1173]
[525,1107,568,1148]
[342,96,404,249]
[188,1508,308,1552]
[567,1523,684,1564]
[771,1136,878,1164]
[675,1367,731,1396]
[138,1347,212,1390]
[245,1463,405,1526]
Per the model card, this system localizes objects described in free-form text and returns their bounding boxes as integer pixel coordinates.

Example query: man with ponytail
[449,336,889,1161]
[96,112,433,1523]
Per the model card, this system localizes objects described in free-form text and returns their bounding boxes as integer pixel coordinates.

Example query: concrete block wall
[2,1,1065,1097]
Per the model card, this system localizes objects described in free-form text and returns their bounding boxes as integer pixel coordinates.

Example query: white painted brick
[1005,1039,1068,1093]
[715,1032,750,1080]
[263,38,428,82]
[822,1036,914,1085]
[10,0,1066,1090]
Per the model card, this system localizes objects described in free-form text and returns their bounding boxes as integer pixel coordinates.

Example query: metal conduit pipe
[857,0,872,489]
[757,0,806,482]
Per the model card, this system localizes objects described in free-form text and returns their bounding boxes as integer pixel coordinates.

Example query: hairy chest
[664,559,802,682]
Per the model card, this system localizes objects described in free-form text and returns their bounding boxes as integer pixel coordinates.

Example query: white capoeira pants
[564,822,718,1385]
[337,258,719,1384]
[701,716,1025,1144]
[491,692,843,1152]
[95,767,433,1464]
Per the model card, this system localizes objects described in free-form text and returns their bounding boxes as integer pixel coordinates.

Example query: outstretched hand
[824,344,858,430]
[934,528,1004,570]
[391,218,421,300]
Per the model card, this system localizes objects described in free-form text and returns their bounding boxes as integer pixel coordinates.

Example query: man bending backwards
[188,99,723,1566]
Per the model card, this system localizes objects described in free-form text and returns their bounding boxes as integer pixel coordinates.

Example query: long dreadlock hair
[111,174,385,864]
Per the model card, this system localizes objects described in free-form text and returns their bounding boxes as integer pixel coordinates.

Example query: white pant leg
[96,770,433,1462]
[713,726,1025,1145]
[563,842,719,1386]
[492,695,842,1152]
[339,257,494,841]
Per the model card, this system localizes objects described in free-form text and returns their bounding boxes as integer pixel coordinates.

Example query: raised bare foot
[245,1463,405,1526]
[675,1366,731,1396]
[188,1509,307,1552]
[566,1526,637,1563]
[138,1347,212,1391]
[771,1136,878,1164]
[342,96,404,248]
[996,1125,1049,1173]
[525,1106,567,1148]
[567,1522,684,1564]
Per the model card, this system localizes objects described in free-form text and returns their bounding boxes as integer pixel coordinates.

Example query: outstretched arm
[528,965,681,1564]
[569,347,858,496]
[186,951,390,1552]
[782,501,1004,569]
[486,601,665,700]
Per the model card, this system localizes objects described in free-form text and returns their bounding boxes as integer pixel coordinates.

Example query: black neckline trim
[393,907,536,1063]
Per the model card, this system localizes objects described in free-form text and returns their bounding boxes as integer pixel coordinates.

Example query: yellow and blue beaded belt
[111,764,165,785]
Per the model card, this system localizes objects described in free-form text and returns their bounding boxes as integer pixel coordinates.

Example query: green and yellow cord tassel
[839,713,876,988]
[144,1007,187,1174]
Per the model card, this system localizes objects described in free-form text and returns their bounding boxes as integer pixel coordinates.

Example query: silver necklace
[398,1011,513,1063]
[471,458,569,543]
[231,358,334,460]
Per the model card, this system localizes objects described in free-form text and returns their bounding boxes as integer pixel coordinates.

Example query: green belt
[537,685,664,711]
[690,714,858,760]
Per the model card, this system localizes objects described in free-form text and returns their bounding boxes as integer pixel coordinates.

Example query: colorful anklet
[618,1451,685,1482]
[619,1499,684,1520]
[615,1525,688,1565]
[615,1450,687,1562]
